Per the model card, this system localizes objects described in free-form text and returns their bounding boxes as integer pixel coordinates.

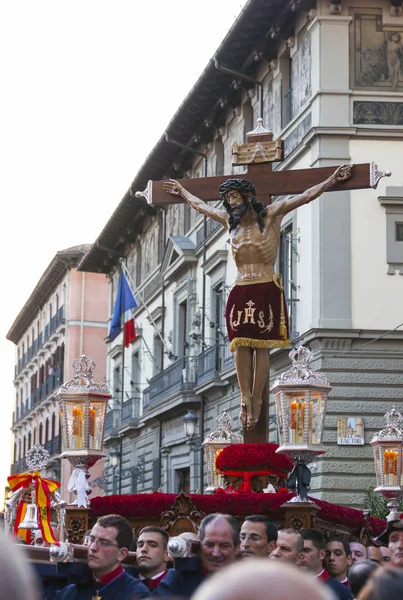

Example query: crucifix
[136,119,391,443]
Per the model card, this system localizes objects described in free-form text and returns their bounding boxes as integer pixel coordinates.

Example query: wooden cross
[135,119,391,207]
[136,120,391,443]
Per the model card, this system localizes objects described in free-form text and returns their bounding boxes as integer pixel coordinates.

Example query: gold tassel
[230,338,290,352]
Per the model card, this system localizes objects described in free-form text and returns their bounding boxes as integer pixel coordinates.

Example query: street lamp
[183,410,198,440]
[109,448,121,495]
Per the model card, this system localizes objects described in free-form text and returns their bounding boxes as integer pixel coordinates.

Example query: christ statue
[163,164,352,430]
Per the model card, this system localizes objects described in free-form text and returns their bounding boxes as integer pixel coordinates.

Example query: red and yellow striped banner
[8,471,60,545]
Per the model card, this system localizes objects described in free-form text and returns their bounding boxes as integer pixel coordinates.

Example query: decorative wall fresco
[351,9,403,91]
[284,113,312,157]
[291,30,312,119]
[353,101,403,125]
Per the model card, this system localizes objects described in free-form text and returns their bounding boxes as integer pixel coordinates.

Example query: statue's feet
[250,398,263,429]
[240,403,248,430]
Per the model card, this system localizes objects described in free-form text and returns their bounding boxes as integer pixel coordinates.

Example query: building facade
[7,246,110,500]
[79,0,403,507]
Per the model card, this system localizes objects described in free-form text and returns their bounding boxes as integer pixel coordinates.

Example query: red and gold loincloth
[225,274,290,352]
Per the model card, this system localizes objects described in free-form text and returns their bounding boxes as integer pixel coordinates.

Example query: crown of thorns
[219,178,256,199]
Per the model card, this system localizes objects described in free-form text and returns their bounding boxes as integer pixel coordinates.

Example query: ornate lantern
[202,412,243,493]
[370,407,403,518]
[271,346,331,502]
[57,355,111,507]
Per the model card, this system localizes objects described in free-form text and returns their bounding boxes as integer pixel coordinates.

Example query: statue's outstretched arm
[271,164,353,216]
[164,180,228,227]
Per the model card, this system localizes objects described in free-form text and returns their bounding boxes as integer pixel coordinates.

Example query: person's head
[136,526,169,577]
[33,529,50,548]
[299,529,326,574]
[348,559,378,598]
[0,532,41,600]
[191,560,336,600]
[87,514,133,576]
[199,513,239,575]
[325,537,352,581]
[380,545,391,565]
[388,529,403,569]
[359,565,403,600]
[350,541,368,564]
[270,528,304,564]
[367,546,382,566]
[219,178,266,233]
[240,515,277,558]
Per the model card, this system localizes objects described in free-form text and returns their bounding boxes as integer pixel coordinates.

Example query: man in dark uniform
[55,514,150,600]
[154,513,239,597]
[300,529,353,600]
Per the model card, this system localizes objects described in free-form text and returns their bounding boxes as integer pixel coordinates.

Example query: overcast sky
[0,0,248,493]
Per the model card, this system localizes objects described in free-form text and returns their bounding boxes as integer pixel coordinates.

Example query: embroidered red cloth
[225,279,290,351]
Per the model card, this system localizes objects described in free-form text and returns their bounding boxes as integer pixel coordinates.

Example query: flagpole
[119,345,124,495]
[119,260,171,355]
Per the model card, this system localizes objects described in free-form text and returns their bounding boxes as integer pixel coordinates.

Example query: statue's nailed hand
[163,179,183,196]
[333,163,353,182]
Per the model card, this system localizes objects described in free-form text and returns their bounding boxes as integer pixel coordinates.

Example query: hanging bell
[18,503,39,529]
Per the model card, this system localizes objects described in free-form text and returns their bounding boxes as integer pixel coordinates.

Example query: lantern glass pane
[88,401,106,450]
[373,445,382,485]
[64,399,86,450]
[310,392,326,446]
[274,392,285,445]
[381,445,401,486]
[284,391,308,445]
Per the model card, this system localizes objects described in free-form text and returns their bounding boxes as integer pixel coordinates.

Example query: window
[39,423,43,445]
[177,299,188,359]
[378,190,403,274]
[131,352,140,393]
[175,468,190,494]
[51,413,56,438]
[113,366,122,397]
[153,335,163,376]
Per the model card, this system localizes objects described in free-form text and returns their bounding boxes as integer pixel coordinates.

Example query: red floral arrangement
[215,443,293,477]
[89,491,386,537]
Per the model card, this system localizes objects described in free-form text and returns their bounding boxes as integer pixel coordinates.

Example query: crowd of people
[3,510,403,600]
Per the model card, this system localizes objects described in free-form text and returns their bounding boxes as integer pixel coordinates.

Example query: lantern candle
[290,400,299,443]
[384,450,398,485]
[72,406,83,449]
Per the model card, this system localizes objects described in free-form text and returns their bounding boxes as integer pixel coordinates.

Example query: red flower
[89,492,385,536]
[215,443,293,477]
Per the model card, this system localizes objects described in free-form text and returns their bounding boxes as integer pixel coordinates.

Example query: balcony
[104,409,121,438]
[121,397,140,428]
[143,357,197,411]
